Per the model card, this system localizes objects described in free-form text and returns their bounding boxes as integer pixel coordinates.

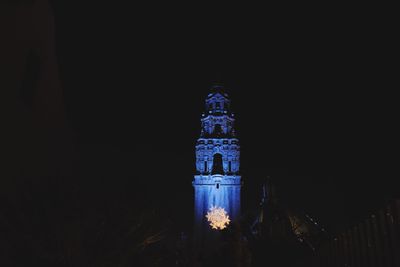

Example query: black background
[54,3,397,232]
[2,1,398,241]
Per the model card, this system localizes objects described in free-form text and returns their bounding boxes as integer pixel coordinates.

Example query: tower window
[229,161,232,173]
[214,124,223,136]
[216,183,219,189]
[204,161,208,173]
[211,153,224,175]
[215,102,220,109]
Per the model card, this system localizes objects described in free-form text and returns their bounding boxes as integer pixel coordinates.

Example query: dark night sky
[1,1,398,237]
[52,3,398,232]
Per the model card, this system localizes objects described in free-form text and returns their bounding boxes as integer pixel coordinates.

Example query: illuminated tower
[193,85,241,242]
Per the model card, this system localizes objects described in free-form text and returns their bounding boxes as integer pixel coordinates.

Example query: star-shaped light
[206,206,230,230]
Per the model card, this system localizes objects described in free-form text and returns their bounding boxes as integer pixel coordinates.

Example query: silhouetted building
[313,199,400,267]
[249,177,328,266]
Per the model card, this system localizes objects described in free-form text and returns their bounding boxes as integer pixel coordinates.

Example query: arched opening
[211,153,224,175]
[213,124,223,137]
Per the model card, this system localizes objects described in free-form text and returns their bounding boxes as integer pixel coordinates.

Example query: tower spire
[209,82,227,96]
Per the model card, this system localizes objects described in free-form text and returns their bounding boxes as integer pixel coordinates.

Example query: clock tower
[193,85,241,246]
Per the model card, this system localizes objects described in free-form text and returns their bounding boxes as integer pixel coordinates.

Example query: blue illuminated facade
[193,85,241,236]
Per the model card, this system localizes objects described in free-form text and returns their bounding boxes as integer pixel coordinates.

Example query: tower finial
[209,82,229,98]
[212,80,224,87]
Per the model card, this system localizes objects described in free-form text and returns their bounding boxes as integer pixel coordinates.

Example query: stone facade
[193,85,242,241]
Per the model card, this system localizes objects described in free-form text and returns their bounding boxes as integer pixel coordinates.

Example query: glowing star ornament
[206,206,230,230]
